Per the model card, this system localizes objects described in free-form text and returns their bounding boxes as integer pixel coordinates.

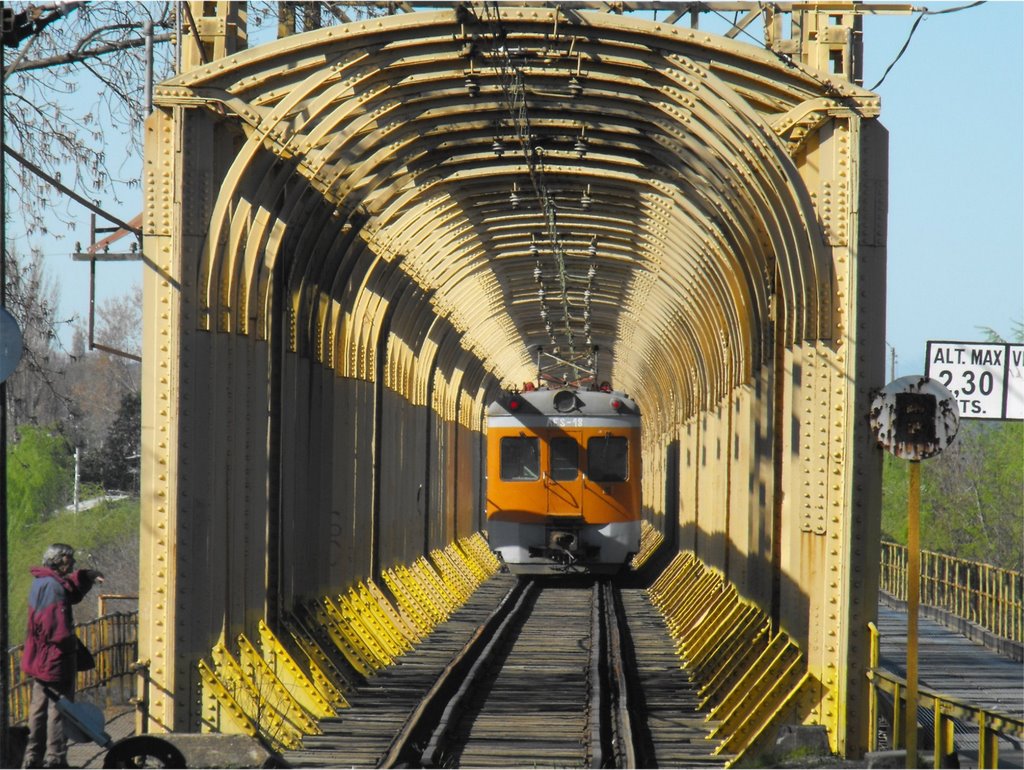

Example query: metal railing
[868,622,1023,768]
[880,542,1023,644]
[6,611,138,724]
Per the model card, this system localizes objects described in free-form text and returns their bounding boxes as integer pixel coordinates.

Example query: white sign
[925,341,1024,420]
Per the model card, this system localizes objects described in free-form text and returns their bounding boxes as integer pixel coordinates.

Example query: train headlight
[553,389,577,413]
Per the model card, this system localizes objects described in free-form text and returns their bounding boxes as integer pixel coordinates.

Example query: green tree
[81,391,141,493]
[7,425,74,530]
[883,324,1024,571]
[882,421,1024,571]
[927,421,1024,568]
[976,321,1024,344]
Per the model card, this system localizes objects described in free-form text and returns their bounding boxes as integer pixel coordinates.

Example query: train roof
[486,387,640,417]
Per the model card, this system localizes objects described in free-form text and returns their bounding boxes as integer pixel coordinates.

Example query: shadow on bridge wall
[626,529,833,763]
[624,519,814,652]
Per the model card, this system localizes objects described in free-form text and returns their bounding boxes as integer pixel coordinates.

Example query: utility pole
[870,377,960,769]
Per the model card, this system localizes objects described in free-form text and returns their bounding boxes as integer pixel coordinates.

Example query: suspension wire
[469,0,990,384]
[703,0,985,94]
[921,0,986,13]
[870,2,985,91]
[869,12,926,91]
[481,2,579,364]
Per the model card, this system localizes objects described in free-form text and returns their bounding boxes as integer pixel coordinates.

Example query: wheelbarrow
[46,689,187,769]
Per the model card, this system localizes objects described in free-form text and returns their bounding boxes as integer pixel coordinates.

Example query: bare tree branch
[7,31,174,75]
[4,2,175,235]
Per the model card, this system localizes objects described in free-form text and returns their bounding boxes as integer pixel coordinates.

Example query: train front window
[500,437,540,481]
[550,437,579,481]
[587,436,628,482]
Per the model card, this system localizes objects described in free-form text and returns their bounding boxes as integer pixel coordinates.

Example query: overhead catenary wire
[2,144,141,235]
[481,2,581,364]
[702,1,985,94]
[869,1,985,91]
[868,12,926,91]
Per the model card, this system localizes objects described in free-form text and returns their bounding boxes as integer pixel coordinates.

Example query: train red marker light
[508,396,522,411]
[611,398,622,410]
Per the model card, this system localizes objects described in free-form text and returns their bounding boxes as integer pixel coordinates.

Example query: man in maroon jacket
[20,544,104,769]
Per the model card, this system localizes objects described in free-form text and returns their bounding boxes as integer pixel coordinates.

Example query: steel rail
[379,577,534,768]
[588,580,608,768]
[383,579,643,769]
[417,579,539,767]
[604,581,640,768]
[591,579,645,768]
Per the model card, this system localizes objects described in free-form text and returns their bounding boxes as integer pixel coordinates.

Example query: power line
[2,143,142,236]
[869,12,926,91]
[870,2,985,91]
[480,2,594,369]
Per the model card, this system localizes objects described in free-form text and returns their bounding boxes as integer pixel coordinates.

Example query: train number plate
[549,417,584,427]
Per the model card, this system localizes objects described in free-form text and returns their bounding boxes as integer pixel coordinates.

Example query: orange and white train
[485,387,642,575]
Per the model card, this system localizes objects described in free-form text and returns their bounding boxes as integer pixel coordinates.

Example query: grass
[5,497,140,645]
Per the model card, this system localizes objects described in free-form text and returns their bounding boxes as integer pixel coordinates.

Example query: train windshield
[587,436,628,482]
[500,436,540,481]
[549,437,579,481]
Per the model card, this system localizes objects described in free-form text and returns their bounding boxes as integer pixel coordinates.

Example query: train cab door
[546,431,583,516]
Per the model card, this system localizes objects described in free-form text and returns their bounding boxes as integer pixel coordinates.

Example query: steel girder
[154,7,880,409]
[141,2,887,758]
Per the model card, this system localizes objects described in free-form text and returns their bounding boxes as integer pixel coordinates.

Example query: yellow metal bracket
[431,548,473,602]
[462,533,501,574]
[209,642,304,751]
[282,612,355,707]
[650,551,821,767]
[237,633,321,737]
[199,658,259,739]
[367,579,423,645]
[318,597,384,675]
[382,569,434,636]
[258,620,336,719]
[334,593,398,666]
[412,558,458,617]
[348,584,415,653]
[631,521,665,570]
[383,568,432,631]
[197,533,499,750]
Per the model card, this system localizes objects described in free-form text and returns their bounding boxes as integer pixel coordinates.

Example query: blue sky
[862,2,1024,374]
[30,2,1024,378]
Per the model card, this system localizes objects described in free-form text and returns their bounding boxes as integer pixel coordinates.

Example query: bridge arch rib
[142,3,887,758]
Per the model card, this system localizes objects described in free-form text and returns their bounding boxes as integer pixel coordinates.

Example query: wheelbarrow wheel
[103,735,186,768]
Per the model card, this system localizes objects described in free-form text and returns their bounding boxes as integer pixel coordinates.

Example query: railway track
[286,575,722,768]
[389,578,630,768]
